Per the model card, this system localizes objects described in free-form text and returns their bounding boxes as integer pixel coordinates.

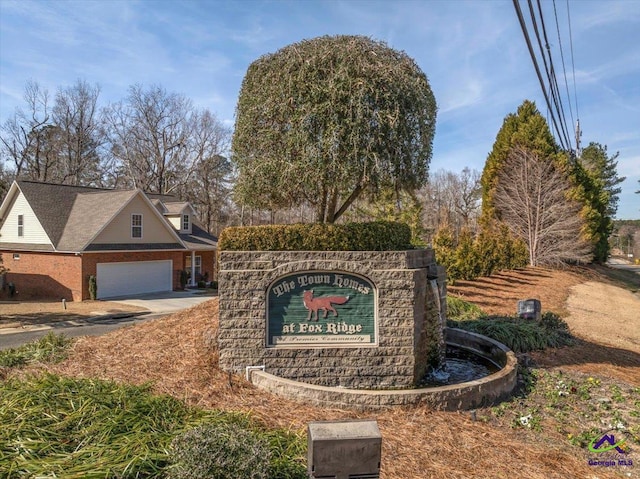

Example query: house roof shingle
[178,224,218,250]
[17,181,112,247]
[56,189,138,251]
[12,181,188,253]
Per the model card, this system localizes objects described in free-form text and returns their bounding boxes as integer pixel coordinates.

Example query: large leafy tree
[232,35,437,223]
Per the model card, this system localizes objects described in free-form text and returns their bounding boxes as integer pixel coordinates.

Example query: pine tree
[577,143,626,263]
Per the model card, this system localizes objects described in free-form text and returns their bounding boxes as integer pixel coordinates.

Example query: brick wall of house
[81,251,185,300]
[0,251,82,301]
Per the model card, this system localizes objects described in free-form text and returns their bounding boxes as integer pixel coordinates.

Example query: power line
[566,0,581,154]
[512,0,569,151]
[552,0,575,131]
[513,0,581,153]
[535,0,572,150]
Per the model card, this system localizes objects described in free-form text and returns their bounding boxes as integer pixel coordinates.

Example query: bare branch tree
[52,80,105,185]
[495,145,592,266]
[103,84,192,194]
[0,81,56,181]
[177,109,232,235]
[420,168,481,240]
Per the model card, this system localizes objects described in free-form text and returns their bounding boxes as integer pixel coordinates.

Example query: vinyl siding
[90,195,178,245]
[0,191,52,245]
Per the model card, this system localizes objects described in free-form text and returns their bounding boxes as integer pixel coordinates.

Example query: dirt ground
[29,265,638,479]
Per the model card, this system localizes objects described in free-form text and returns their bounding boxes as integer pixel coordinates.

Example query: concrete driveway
[105,289,217,313]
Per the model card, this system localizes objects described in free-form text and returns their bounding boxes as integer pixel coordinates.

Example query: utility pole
[575,119,582,158]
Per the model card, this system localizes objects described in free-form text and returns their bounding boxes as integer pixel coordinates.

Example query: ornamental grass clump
[169,423,272,479]
[0,332,72,368]
[446,296,486,321]
[448,312,573,353]
[0,374,306,478]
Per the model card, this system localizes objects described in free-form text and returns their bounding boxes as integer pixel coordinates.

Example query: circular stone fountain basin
[247,328,518,411]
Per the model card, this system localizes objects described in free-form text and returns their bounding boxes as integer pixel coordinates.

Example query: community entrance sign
[267,271,377,347]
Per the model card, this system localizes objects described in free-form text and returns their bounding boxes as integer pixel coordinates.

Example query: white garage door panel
[97,260,172,299]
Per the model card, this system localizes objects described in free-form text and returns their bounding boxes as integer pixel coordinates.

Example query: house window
[17,215,24,237]
[131,214,143,238]
[13,253,20,260]
[182,214,190,231]
[186,255,202,278]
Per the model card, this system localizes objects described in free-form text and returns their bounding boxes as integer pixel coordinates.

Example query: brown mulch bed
[41,284,629,479]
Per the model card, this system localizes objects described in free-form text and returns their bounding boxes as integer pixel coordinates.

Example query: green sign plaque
[267,271,377,347]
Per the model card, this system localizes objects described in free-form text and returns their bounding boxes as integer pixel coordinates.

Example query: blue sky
[1,0,638,218]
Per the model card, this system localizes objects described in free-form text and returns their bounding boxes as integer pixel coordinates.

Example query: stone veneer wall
[218,249,446,389]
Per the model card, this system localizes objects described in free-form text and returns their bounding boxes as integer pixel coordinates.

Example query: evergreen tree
[576,143,625,262]
[481,100,595,265]
[480,100,559,225]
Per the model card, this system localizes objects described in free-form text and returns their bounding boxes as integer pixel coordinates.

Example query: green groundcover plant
[0,374,306,478]
[0,332,72,368]
[446,297,573,353]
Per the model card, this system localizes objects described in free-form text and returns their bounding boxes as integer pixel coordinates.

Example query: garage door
[96,260,172,299]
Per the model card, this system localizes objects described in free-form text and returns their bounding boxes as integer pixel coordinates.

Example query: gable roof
[178,224,218,250]
[56,189,139,251]
[15,181,112,247]
[2,181,186,253]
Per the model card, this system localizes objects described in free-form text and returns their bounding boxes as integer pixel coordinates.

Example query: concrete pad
[104,289,216,314]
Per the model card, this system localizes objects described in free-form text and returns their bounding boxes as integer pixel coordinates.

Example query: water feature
[419,345,501,387]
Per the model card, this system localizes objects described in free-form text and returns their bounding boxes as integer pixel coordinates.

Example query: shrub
[433,223,528,282]
[169,423,271,479]
[218,221,412,251]
[446,296,486,321]
[88,274,97,300]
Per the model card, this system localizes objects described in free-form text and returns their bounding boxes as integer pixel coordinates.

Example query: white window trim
[186,255,202,277]
[17,214,24,237]
[182,214,190,231]
[131,213,143,239]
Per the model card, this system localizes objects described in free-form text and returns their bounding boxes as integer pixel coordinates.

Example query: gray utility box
[308,420,381,479]
[517,299,542,321]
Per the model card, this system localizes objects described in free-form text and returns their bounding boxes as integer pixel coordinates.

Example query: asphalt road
[0,313,166,350]
[607,258,640,276]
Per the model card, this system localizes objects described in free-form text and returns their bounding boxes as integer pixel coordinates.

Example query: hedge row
[433,224,528,281]
[218,221,413,251]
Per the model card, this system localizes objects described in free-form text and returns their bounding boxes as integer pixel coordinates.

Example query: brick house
[0,181,217,301]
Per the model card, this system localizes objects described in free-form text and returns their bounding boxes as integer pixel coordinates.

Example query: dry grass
[42,287,629,479]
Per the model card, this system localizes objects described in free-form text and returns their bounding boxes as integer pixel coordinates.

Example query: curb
[0,312,142,336]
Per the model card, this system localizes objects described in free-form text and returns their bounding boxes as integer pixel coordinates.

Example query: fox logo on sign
[266,271,376,347]
[302,290,350,321]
